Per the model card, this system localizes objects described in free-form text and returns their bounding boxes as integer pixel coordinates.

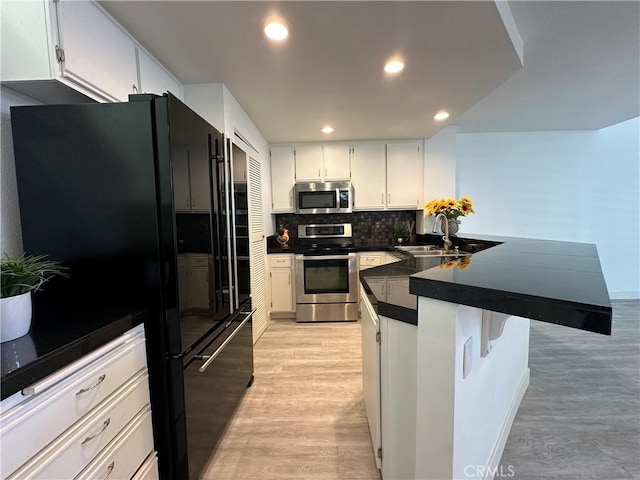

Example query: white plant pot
[1,292,33,343]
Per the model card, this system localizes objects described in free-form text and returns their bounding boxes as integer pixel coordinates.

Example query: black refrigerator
[10,93,254,480]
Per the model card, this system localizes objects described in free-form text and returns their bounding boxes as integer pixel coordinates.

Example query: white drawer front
[360,254,383,268]
[75,407,154,480]
[269,255,292,268]
[0,335,147,477]
[132,452,159,480]
[187,254,209,267]
[8,372,151,479]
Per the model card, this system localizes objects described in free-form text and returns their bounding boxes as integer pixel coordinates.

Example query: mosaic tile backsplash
[274,211,418,247]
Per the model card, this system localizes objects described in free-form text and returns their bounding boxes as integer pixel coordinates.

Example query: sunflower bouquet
[425,196,475,219]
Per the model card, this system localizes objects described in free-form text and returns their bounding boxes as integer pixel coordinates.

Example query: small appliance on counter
[295,223,359,322]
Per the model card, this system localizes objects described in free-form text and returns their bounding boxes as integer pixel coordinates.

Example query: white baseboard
[484,368,530,480]
[609,291,640,300]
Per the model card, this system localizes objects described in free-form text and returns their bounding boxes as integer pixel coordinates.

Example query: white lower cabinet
[358,251,402,270]
[268,254,295,314]
[360,283,418,480]
[132,452,160,480]
[359,285,381,470]
[0,324,156,480]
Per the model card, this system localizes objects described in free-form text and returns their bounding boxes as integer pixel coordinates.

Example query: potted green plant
[392,224,409,244]
[0,254,67,342]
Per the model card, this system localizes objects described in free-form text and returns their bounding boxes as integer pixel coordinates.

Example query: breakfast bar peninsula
[359,233,612,480]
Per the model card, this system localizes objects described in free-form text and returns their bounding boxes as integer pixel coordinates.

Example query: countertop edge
[1,310,147,400]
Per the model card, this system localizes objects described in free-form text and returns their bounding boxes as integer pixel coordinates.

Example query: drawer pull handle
[76,374,106,396]
[99,461,115,480]
[81,417,111,445]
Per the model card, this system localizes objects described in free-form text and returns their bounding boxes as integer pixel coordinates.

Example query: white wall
[456,117,640,298]
[419,126,458,234]
[415,298,530,480]
[0,86,42,258]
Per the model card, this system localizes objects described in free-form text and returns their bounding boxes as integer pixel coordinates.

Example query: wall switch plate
[463,337,473,379]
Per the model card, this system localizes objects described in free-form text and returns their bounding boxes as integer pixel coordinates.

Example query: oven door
[295,253,358,304]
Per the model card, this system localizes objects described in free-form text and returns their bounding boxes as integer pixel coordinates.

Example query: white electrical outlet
[463,337,473,379]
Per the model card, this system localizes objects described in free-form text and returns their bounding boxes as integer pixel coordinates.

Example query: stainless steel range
[295,223,359,322]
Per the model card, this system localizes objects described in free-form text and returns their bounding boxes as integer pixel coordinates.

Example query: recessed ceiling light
[321,126,334,134]
[384,58,406,74]
[264,19,289,41]
[434,111,450,121]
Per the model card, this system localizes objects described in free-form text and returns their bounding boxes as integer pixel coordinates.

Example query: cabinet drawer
[8,372,151,479]
[75,407,154,480]
[269,255,292,268]
[132,452,159,480]
[0,335,147,477]
[187,254,209,267]
[360,254,383,268]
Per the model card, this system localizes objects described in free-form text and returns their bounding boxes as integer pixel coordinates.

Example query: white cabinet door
[172,146,190,212]
[351,143,386,210]
[177,264,188,312]
[360,289,382,470]
[322,144,351,180]
[269,268,294,313]
[188,146,211,212]
[294,145,323,181]
[232,145,248,183]
[189,268,210,309]
[380,316,418,480]
[137,48,183,100]
[270,146,295,212]
[55,0,138,102]
[386,141,423,209]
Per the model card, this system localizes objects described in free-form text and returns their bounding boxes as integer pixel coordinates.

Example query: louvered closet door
[248,156,268,343]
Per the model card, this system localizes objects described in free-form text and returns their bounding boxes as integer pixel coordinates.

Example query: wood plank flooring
[499,300,640,480]
[201,319,380,480]
[202,301,639,480]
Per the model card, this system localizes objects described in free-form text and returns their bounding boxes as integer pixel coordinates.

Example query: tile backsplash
[275,211,418,246]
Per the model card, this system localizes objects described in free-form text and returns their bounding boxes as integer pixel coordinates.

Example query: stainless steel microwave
[294,181,353,214]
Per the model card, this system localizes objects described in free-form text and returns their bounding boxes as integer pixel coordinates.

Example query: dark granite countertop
[360,233,612,335]
[1,306,147,400]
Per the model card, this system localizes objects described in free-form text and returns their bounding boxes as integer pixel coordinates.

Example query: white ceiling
[99,1,639,143]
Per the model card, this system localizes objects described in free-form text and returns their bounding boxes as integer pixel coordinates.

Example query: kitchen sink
[395,245,471,257]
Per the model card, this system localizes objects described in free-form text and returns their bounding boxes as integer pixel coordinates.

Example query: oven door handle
[295,253,358,261]
[195,308,256,373]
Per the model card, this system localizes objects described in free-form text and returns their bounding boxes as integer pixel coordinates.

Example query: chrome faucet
[432,213,453,250]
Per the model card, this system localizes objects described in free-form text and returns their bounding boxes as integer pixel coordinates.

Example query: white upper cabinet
[270,146,296,212]
[351,143,387,210]
[172,146,191,212]
[294,145,324,181]
[386,140,424,210]
[321,144,351,180]
[1,0,182,104]
[137,48,184,100]
[54,0,138,102]
[295,144,350,182]
[188,146,211,212]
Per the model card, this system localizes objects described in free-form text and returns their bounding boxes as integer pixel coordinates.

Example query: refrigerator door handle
[195,308,256,373]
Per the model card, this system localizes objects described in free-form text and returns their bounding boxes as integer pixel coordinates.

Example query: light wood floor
[500,300,640,480]
[201,318,380,480]
[202,301,639,480]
